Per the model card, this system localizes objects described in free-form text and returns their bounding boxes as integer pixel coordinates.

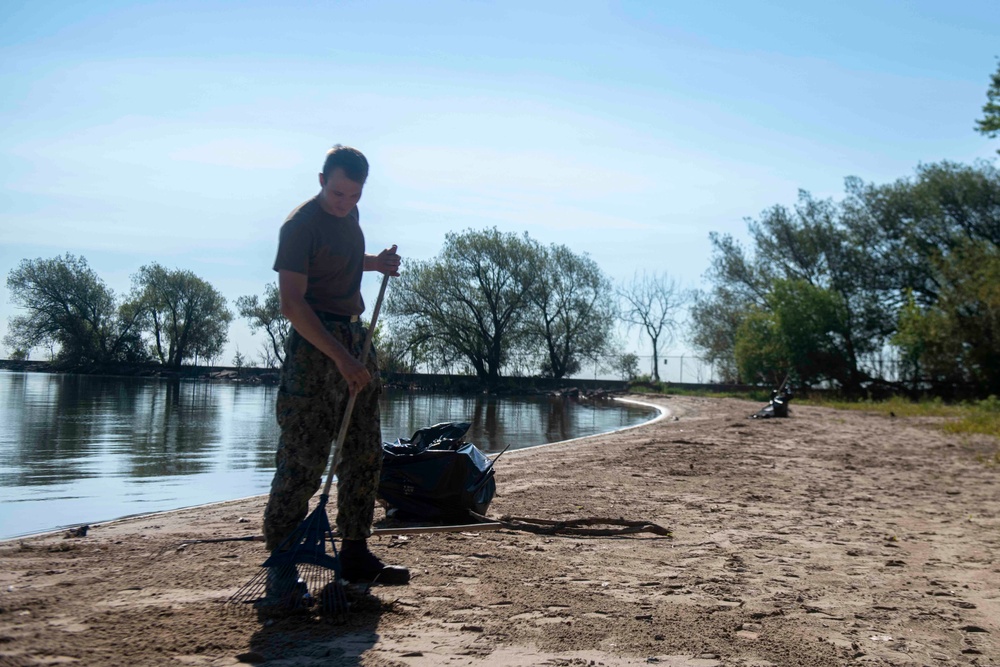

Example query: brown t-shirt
[272,197,366,316]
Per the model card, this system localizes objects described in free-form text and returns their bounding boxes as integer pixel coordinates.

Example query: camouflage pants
[262,315,383,551]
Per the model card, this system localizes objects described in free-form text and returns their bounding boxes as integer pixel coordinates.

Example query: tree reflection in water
[0,372,656,538]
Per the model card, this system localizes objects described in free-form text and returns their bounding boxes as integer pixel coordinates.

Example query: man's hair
[322,145,369,183]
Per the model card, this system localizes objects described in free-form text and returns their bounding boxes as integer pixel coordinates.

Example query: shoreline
[0,361,632,395]
[0,397,668,544]
[1,394,997,666]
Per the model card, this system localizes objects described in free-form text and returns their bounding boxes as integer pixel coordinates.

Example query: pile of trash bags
[377,422,500,523]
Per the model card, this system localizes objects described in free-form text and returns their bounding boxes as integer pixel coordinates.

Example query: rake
[227,272,391,616]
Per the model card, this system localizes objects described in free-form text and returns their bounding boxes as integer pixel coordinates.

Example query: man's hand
[375,244,401,276]
[278,269,373,395]
[337,354,372,395]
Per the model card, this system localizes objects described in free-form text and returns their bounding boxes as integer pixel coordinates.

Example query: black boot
[340,539,410,585]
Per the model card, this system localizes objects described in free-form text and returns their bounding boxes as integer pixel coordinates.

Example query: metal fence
[415,352,909,387]
[566,355,720,383]
[413,354,721,383]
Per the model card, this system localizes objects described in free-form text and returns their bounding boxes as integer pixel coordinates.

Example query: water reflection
[0,371,656,538]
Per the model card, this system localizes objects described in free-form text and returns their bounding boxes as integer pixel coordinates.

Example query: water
[0,371,657,539]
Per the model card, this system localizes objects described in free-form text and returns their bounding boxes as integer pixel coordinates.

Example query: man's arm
[277,269,370,394]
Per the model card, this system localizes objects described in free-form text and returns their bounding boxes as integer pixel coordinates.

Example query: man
[262,145,409,592]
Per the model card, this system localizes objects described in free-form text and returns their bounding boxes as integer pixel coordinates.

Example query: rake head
[225,495,349,617]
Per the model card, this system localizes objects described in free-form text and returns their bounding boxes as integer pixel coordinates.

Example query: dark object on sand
[378,422,505,523]
[226,274,390,617]
[751,385,793,419]
[64,525,89,538]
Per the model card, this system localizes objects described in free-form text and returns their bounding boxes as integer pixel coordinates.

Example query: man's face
[318,167,364,217]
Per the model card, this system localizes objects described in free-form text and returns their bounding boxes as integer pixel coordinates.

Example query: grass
[631,383,1000,443]
[628,383,776,402]
[800,394,1000,440]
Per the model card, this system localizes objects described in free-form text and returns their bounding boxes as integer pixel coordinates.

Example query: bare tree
[618,272,687,383]
[256,346,279,369]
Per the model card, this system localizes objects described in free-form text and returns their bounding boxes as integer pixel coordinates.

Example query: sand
[1,394,998,667]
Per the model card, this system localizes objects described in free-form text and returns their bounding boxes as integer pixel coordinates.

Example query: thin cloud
[169,139,303,170]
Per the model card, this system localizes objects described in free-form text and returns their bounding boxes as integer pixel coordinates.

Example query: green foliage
[846,161,1000,307]
[694,192,888,393]
[975,58,1000,152]
[612,352,640,381]
[133,263,232,368]
[942,395,1000,439]
[803,394,955,417]
[371,323,418,374]
[773,279,848,385]
[385,227,543,384]
[689,286,743,382]
[893,241,1000,394]
[387,231,614,382]
[626,375,670,394]
[733,308,786,386]
[803,394,1000,440]
[692,159,1000,397]
[236,283,288,365]
[4,254,148,365]
[526,244,615,378]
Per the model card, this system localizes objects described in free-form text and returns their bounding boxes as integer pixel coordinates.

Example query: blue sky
[1,0,997,363]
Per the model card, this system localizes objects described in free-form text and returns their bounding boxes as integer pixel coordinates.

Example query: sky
[1,0,998,365]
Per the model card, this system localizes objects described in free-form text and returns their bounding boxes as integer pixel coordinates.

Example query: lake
[0,371,658,539]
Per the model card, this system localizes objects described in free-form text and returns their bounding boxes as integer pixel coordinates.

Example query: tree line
[690,60,1000,398]
[691,160,1000,397]
[5,162,997,395]
[4,257,233,368]
[3,234,685,382]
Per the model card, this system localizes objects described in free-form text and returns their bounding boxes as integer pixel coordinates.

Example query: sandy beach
[1,394,998,666]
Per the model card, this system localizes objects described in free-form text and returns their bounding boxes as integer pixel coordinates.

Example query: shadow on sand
[245,585,395,665]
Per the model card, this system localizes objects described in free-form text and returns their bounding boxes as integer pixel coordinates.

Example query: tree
[617,272,686,383]
[524,244,616,378]
[232,347,246,374]
[236,283,289,365]
[975,58,1000,153]
[689,285,747,383]
[893,240,1000,396]
[692,191,897,393]
[385,227,541,384]
[733,308,786,387]
[690,160,1000,394]
[612,352,640,381]
[133,263,232,368]
[256,347,279,369]
[372,323,419,374]
[4,254,147,365]
[734,279,849,388]
[844,161,1000,309]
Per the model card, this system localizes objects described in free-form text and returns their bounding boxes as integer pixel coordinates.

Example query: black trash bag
[377,422,498,523]
[751,385,793,419]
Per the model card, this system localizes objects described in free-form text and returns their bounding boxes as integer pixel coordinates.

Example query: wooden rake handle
[321,272,391,496]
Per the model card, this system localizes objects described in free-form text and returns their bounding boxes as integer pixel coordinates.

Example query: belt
[319,312,360,323]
